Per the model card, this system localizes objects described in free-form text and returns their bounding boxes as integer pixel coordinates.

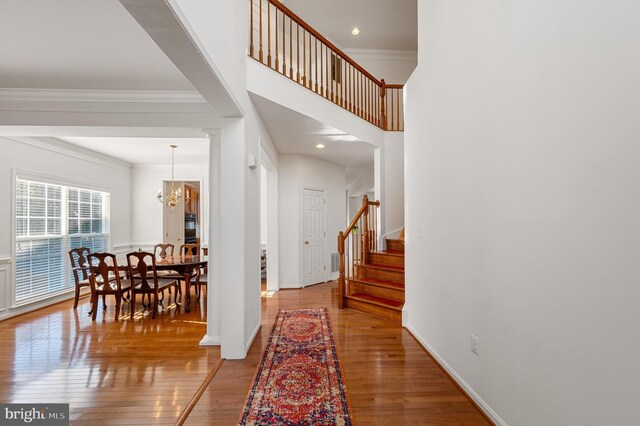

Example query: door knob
[304,240,310,245]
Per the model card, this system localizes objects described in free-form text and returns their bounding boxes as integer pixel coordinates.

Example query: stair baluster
[248,0,404,131]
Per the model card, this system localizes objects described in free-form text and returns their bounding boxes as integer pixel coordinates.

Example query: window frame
[11,169,112,308]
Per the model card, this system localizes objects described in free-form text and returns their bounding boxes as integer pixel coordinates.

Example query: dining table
[155,255,207,313]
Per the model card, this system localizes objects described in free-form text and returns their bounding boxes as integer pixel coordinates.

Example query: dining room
[0,135,224,423]
[1,136,212,320]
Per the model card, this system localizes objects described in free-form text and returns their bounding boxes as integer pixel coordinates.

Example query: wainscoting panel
[0,258,11,313]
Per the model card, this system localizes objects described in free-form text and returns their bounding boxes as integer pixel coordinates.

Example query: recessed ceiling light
[351,27,360,36]
[315,144,326,149]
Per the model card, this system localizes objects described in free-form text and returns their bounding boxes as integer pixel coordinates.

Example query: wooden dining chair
[196,269,207,300]
[180,243,200,256]
[70,247,126,312]
[154,243,174,258]
[153,243,184,297]
[87,253,131,321]
[127,252,179,319]
[177,244,202,296]
[68,247,91,309]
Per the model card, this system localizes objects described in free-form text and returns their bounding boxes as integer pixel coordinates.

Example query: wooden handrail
[337,194,380,308]
[266,0,382,87]
[344,199,379,236]
[249,0,405,131]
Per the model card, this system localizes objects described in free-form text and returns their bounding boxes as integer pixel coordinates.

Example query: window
[15,178,110,304]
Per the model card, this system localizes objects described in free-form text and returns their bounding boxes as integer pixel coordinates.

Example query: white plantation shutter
[15,178,110,305]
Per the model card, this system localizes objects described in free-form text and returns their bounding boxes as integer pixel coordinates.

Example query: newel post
[380,79,388,130]
[337,231,345,309]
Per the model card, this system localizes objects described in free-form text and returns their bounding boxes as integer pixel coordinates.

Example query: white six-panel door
[302,189,326,286]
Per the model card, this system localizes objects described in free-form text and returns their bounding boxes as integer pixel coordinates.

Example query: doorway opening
[260,145,279,296]
[162,180,201,248]
[260,166,268,294]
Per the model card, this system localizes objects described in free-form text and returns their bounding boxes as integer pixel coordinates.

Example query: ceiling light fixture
[351,27,360,36]
[157,144,189,208]
[315,144,326,149]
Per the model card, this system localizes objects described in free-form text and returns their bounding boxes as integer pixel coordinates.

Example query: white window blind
[15,178,110,305]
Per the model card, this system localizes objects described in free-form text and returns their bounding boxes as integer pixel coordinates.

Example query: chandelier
[157,144,188,208]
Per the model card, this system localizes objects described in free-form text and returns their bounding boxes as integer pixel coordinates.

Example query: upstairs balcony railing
[249,0,404,131]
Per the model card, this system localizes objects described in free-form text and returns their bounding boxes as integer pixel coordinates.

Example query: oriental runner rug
[238,308,353,425]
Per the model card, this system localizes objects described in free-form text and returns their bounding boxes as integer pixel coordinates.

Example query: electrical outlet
[471,334,480,356]
[419,225,424,238]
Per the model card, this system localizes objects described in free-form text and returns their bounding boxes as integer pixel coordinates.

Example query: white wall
[383,132,404,238]
[130,165,209,248]
[404,1,640,425]
[0,137,132,319]
[247,60,385,149]
[344,49,417,85]
[279,155,346,288]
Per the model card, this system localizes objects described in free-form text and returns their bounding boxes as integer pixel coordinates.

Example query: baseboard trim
[199,334,221,346]
[0,289,91,322]
[404,325,506,426]
[382,226,404,242]
[245,321,262,354]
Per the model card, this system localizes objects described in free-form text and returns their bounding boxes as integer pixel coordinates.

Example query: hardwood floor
[0,282,490,425]
[0,287,219,425]
[186,282,490,425]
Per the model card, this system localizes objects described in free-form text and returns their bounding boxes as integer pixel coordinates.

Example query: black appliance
[185,213,197,243]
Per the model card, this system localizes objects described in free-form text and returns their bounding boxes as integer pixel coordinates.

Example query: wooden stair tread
[363,263,405,272]
[372,250,405,257]
[386,238,405,243]
[347,293,404,309]
[349,277,404,290]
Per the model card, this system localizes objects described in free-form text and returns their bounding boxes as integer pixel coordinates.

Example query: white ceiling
[0,0,193,90]
[60,137,210,166]
[250,94,375,169]
[282,0,417,50]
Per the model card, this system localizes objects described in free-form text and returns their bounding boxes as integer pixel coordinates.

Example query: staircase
[338,195,405,323]
[344,238,404,323]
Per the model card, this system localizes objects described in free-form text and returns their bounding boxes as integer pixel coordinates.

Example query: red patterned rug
[239,308,353,425]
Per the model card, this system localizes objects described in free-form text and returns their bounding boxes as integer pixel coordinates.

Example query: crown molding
[2,136,133,172]
[343,48,417,62]
[0,88,207,103]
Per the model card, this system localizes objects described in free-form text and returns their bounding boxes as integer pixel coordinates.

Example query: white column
[219,118,248,359]
[200,129,221,346]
